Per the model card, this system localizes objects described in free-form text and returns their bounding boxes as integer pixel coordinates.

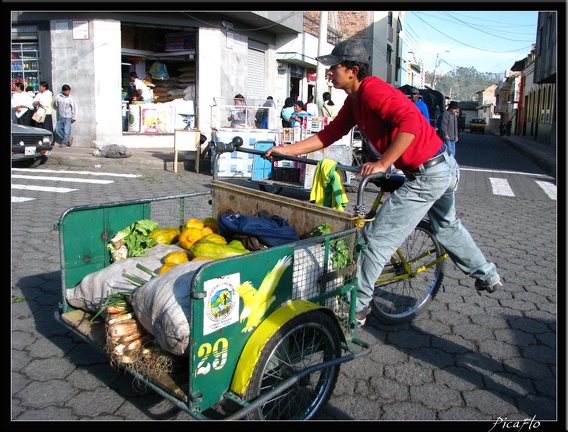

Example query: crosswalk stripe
[489,178,515,197]
[12,196,35,203]
[12,174,114,184]
[535,181,557,201]
[12,184,78,193]
[12,168,140,178]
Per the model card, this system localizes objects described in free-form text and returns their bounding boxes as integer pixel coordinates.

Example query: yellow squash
[190,240,250,260]
[202,217,218,233]
[148,227,180,245]
[182,218,204,230]
[163,251,190,265]
[179,227,205,250]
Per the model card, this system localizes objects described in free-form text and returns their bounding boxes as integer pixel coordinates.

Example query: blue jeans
[55,117,72,145]
[355,151,500,311]
[444,139,456,157]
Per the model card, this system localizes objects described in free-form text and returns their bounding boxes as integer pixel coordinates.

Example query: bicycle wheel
[369,219,445,324]
[243,310,341,420]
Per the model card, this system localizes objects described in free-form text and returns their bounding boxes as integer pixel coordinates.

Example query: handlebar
[215,135,360,174]
[213,136,407,217]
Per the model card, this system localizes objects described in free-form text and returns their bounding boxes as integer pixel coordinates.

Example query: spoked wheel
[259,184,283,194]
[370,219,445,324]
[244,310,341,420]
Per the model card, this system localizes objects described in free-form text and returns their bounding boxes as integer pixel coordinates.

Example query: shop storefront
[119,24,198,136]
[11,11,308,150]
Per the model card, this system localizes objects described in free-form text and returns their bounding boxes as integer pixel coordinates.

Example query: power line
[411,12,535,54]
[441,11,536,42]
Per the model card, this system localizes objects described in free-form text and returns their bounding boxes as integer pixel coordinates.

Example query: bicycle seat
[370,173,406,193]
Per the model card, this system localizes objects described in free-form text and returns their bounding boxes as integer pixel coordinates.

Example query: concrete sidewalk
[46,144,209,173]
[496,132,556,178]
[45,132,557,179]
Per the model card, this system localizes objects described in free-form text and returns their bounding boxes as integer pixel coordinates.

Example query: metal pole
[315,11,329,114]
[432,50,449,89]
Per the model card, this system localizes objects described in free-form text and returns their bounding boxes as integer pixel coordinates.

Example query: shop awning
[122,48,195,62]
[276,51,317,68]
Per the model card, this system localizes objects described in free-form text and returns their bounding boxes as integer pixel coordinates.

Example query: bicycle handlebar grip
[216,136,243,154]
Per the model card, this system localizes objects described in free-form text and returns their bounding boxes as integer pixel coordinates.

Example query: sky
[402,11,540,75]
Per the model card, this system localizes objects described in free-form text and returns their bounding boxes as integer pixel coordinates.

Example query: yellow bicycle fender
[230,299,323,396]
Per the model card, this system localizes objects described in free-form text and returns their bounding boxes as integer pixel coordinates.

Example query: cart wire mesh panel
[291,231,357,332]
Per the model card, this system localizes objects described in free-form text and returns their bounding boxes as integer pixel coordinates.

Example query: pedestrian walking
[439,101,460,157]
[264,38,502,325]
[54,84,77,147]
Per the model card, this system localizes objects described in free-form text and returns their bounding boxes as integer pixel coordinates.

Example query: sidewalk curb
[46,146,203,173]
[500,136,556,178]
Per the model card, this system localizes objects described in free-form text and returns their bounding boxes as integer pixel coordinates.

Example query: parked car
[11,123,54,167]
[469,118,487,134]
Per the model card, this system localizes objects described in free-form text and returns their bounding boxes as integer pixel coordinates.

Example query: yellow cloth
[309,159,348,211]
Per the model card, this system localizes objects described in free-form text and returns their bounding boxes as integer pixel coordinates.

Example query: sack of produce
[129,259,212,356]
[66,244,186,312]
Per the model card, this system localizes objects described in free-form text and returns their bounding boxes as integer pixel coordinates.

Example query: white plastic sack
[66,244,185,312]
[292,243,341,307]
[129,259,212,357]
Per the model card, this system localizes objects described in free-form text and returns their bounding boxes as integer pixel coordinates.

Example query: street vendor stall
[210,97,278,178]
[211,97,354,192]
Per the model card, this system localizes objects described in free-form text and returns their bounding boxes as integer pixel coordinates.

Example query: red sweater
[317,76,443,172]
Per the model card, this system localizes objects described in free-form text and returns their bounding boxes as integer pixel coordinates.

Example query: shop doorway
[290,77,300,100]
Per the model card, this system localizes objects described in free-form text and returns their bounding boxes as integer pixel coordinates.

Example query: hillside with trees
[425,67,502,101]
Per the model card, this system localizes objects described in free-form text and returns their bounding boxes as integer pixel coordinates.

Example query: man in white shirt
[130,72,153,103]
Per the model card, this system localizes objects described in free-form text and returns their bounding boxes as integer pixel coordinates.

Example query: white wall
[50,19,123,146]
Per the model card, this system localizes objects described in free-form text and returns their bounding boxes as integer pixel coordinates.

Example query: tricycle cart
[55,138,446,420]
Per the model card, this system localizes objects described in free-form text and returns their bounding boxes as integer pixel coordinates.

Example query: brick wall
[303,11,369,42]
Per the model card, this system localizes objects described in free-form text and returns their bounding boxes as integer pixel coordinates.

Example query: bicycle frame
[218,137,449,325]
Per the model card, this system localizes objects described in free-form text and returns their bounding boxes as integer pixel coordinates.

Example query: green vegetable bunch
[306,223,352,270]
[107,219,160,262]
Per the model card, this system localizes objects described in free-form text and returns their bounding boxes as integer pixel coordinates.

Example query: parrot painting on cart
[237,255,292,333]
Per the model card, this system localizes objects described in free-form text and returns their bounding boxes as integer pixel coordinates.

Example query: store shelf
[11,42,40,91]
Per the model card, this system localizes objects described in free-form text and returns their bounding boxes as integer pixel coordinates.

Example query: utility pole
[316,11,328,114]
[432,50,449,89]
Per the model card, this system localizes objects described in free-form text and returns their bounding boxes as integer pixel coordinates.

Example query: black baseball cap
[316,39,370,67]
[411,88,421,94]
